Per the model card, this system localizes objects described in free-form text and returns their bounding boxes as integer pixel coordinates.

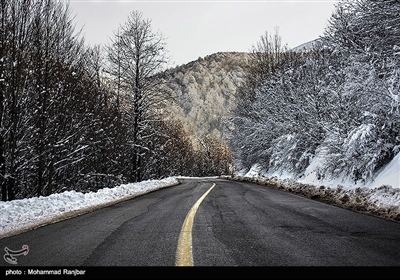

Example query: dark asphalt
[1,178,400,268]
[193,179,400,266]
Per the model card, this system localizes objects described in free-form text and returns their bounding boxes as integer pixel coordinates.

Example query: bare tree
[106,11,170,182]
[0,0,34,200]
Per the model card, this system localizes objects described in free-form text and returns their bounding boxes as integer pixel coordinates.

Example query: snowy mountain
[290,38,323,52]
[159,42,326,143]
[160,52,250,141]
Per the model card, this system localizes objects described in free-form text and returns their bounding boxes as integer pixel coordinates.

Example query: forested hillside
[230,0,400,186]
[160,52,249,141]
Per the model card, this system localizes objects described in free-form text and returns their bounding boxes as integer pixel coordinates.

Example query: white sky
[68,0,340,67]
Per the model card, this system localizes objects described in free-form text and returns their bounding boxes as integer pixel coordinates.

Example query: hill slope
[161,52,249,141]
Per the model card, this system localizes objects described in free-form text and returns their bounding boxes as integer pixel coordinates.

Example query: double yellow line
[175,183,215,266]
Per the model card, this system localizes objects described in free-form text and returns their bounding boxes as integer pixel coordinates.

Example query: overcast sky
[68,0,340,67]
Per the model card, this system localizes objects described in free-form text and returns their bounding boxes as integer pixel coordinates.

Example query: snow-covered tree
[319,0,400,182]
[229,0,399,183]
[0,0,34,200]
[0,0,127,200]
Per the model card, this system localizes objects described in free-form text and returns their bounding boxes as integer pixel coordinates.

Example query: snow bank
[299,151,399,191]
[228,155,400,222]
[366,153,400,189]
[229,175,400,222]
[0,177,179,239]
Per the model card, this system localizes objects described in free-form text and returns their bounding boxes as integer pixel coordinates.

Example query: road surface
[1,178,400,268]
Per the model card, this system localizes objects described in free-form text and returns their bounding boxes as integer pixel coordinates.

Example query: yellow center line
[175,183,215,266]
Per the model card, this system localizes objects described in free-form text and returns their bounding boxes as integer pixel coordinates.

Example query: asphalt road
[1,178,400,268]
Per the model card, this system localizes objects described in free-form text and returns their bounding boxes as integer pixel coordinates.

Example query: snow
[290,38,323,52]
[232,153,400,222]
[0,177,179,239]
[299,152,399,191]
[368,152,400,189]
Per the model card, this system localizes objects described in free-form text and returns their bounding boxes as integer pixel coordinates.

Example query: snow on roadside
[365,153,400,190]
[229,154,400,222]
[0,177,179,239]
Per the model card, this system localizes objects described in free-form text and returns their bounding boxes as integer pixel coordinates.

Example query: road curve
[1,178,400,269]
[192,179,400,266]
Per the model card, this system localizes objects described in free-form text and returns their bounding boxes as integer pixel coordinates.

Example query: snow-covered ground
[1,155,398,240]
[0,177,179,239]
[230,153,400,222]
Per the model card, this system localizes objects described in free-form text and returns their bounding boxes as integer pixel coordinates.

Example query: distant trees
[143,118,232,178]
[229,0,400,184]
[161,52,247,139]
